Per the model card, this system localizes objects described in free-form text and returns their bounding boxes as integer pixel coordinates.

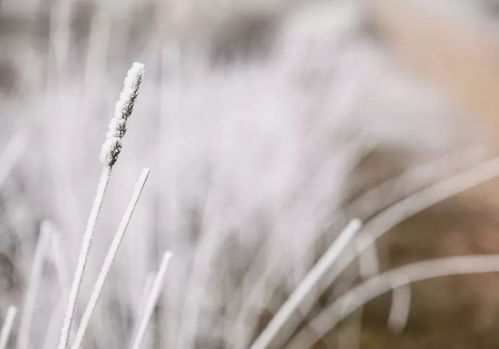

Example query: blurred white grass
[130,251,172,349]
[17,222,51,349]
[0,132,27,189]
[0,306,17,349]
[248,155,499,348]
[387,282,411,333]
[0,0,498,348]
[228,146,486,349]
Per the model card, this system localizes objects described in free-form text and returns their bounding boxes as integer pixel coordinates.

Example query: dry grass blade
[130,251,173,349]
[0,306,17,349]
[288,255,499,349]
[250,219,362,349]
[71,168,150,349]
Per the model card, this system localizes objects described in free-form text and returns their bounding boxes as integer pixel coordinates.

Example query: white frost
[100,62,145,166]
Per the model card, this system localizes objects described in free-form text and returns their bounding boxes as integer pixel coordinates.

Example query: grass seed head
[100,62,145,167]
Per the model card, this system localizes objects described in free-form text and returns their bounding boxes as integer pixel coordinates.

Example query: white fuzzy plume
[100,62,145,166]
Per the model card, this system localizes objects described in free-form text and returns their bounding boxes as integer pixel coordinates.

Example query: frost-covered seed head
[100,62,145,166]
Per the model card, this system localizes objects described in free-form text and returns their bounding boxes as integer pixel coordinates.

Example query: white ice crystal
[100,62,145,166]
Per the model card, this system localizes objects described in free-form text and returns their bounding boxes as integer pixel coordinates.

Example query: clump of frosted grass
[100,62,145,167]
[58,62,145,349]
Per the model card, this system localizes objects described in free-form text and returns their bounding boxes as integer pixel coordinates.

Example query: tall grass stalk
[71,168,150,349]
[57,166,111,349]
[130,251,173,349]
[250,219,361,349]
[0,306,17,349]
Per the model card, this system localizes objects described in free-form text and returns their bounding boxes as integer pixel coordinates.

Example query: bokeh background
[2,0,499,348]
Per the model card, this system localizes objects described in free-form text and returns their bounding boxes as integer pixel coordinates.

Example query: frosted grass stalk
[137,273,155,316]
[57,167,111,349]
[71,168,150,349]
[58,62,145,349]
[130,251,173,349]
[0,306,17,349]
[43,299,66,349]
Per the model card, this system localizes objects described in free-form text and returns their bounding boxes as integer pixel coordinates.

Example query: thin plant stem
[250,219,361,349]
[0,306,17,349]
[130,251,173,349]
[57,165,111,349]
[71,168,150,349]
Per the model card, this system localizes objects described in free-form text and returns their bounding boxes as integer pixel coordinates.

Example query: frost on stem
[100,62,145,167]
